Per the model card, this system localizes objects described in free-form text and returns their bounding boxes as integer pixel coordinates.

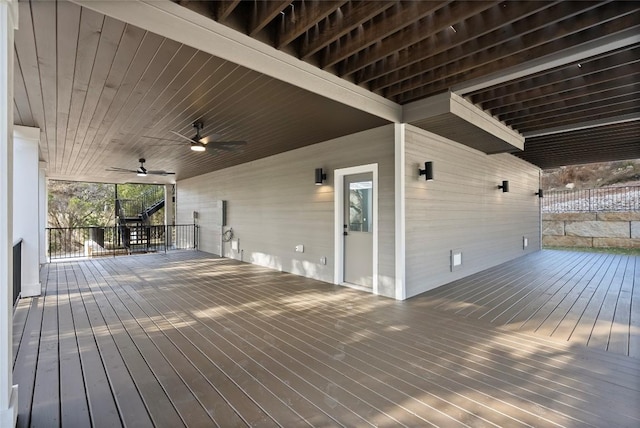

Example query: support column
[394,123,406,301]
[0,0,19,426]
[38,162,47,264]
[13,126,42,298]
[164,184,175,226]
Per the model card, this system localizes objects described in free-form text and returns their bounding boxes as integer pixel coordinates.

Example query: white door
[343,173,373,288]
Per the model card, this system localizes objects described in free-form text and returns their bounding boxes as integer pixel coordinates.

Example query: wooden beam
[508,94,640,130]
[248,0,290,37]
[470,46,640,104]
[394,12,640,103]
[215,0,241,21]
[276,0,346,49]
[482,66,639,112]
[320,1,449,69]
[524,115,640,138]
[494,76,640,116]
[354,1,554,84]
[299,0,395,60]
[345,0,501,80]
[173,0,216,19]
[376,0,620,95]
[498,85,640,121]
[509,100,640,131]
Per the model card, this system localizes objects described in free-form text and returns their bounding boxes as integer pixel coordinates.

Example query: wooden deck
[13,251,640,427]
[414,250,640,359]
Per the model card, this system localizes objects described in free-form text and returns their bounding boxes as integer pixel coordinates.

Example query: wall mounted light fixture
[418,161,434,181]
[315,168,327,185]
[498,180,509,193]
[535,188,544,198]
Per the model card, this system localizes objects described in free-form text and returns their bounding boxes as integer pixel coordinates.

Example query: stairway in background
[116,186,165,251]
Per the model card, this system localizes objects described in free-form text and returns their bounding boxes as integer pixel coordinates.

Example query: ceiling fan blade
[140,135,176,141]
[200,133,222,144]
[206,145,235,152]
[209,140,247,146]
[147,170,176,176]
[170,130,198,143]
[106,167,137,173]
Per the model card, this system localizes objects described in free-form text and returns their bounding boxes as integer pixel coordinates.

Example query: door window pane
[349,181,372,232]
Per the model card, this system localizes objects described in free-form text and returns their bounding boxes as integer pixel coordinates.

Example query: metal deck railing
[46,224,198,261]
[542,186,640,212]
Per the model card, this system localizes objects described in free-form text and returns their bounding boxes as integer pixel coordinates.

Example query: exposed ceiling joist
[248,0,290,36]
[394,10,640,103]
[299,0,396,60]
[523,113,640,138]
[276,0,347,49]
[356,1,554,86]
[322,0,448,69]
[453,25,640,95]
[340,0,498,78]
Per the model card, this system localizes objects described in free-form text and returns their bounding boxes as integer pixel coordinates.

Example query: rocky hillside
[542,159,640,191]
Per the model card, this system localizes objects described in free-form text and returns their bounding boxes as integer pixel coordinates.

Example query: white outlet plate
[295,244,304,253]
[451,249,462,272]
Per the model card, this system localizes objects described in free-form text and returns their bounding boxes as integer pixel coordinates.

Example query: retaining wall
[543,212,640,248]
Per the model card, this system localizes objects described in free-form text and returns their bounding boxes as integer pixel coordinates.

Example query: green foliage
[116,183,159,199]
[48,181,115,228]
[48,181,166,228]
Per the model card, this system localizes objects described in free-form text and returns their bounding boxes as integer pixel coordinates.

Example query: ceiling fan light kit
[191,142,206,152]
[169,121,247,153]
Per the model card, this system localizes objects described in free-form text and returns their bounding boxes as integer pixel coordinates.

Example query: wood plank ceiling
[12,0,388,183]
[12,0,640,182]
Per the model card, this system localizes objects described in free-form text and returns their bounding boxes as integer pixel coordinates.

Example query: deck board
[630,257,640,358]
[58,264,92,428]
[29,263,60,428]
[66,262,122,428]
[77,261,183,428]
[415,250,640,359]
[13,250,640,427]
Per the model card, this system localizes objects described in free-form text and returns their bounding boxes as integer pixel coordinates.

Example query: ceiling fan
[168,121,247,152]
[106,158,175,177]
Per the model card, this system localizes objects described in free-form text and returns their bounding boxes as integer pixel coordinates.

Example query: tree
[48,181,115,228]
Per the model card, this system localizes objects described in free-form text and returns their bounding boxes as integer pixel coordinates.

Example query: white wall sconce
[535,188,544,198]
[498,180,509,192]
[315,168,327,185]
[418,161,434,181]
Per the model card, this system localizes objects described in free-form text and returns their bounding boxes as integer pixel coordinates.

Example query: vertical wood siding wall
[176,125,398,297]
[404,125,541,298]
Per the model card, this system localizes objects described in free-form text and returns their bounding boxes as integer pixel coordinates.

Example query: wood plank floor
[13,251,640,427]
[413,250,640,359]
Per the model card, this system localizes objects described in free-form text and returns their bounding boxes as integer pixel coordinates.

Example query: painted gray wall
[176,125,398,297]
[404,125,541,298]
